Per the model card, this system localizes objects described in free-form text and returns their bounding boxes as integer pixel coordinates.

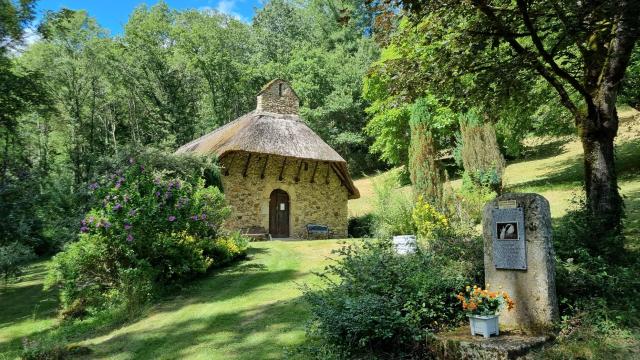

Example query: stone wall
[219,152,349,238]
[256,80,299,115]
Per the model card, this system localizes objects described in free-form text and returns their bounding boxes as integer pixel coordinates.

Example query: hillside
[350,107,640,225]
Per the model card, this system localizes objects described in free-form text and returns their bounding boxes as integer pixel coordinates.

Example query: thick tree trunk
[579,97,623,238]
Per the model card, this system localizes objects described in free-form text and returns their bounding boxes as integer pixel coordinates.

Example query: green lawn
[79,240,343,359]
[0,261,59,360]
[1,240,345,359]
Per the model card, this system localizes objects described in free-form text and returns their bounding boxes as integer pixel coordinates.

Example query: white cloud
[199,0,247,22]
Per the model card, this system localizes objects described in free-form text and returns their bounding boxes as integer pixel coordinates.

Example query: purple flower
[200,214,206,220]
[191,215,198,221]
[124,195,130,203]
[155,191,161,197]
[81,219,87,226]
[168,215,176,222]
[88,182,99,190]
[104,221,112,229]
[154,177,161,185]
[128,209,137,216]
[140,165,145,172]
[126,233,134,242]
[80,226,89,233]
[115,182,122,190]
[114,203,123,211]
[124,223,132,230]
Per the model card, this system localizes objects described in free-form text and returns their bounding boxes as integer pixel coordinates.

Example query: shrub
[552,196,640,336]
[371,173,415,238]
[459,111,505,193]
[412,195,450,241]
[456,175,497,224]
[347,214,375,238]
[303,239,479,358]
[46,156,243,317]
[0,242,35,284]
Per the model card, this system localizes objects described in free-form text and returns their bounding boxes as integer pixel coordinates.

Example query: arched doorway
[269,189,290,238]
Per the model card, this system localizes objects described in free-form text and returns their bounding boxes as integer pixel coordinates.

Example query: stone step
[426,327,552,360]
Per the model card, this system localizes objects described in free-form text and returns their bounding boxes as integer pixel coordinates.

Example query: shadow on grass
[82,297,309,359]
[0,261,58,357]
[507,138,640,192]
[0,262,57,328]
[513,137,573,163]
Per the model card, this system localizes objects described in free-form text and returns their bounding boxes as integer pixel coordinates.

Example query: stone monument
[483,193,559,332]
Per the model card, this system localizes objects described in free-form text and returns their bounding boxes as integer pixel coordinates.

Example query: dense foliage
[46,155,246,317]
[302,239,479,358]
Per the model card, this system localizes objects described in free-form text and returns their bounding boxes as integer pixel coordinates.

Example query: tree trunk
[579,98,623,239]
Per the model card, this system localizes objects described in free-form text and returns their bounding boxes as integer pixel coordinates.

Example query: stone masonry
[220,152,349,238]
[256,79,300,115]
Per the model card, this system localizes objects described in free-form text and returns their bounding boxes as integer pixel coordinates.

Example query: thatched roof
[175,110,360,199]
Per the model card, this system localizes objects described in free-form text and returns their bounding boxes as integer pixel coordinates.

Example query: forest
[2,0,640,359]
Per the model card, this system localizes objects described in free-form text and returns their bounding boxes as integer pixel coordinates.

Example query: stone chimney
[256,79,299,115]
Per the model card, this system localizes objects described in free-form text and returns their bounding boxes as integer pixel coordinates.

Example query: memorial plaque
[491,207,526,270]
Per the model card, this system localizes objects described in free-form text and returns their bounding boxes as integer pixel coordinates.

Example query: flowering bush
[46,156,246,317]
[412,195,451,241]
[456,285,515,316]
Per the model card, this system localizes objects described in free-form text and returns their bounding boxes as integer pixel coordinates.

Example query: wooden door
[269,189,290,238]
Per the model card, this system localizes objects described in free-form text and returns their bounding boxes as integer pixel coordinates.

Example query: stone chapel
[176,79,359,238]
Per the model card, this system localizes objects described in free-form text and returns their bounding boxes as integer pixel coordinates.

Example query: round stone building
[176,79,360,238]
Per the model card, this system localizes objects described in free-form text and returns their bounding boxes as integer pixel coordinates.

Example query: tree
[374,0,640,236]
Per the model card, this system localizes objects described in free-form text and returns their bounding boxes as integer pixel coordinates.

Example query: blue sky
[35,0,263,34]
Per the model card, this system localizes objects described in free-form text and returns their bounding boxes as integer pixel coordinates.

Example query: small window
[278,83,284,97]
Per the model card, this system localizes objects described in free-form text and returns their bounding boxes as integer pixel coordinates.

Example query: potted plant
[456,285,515,338]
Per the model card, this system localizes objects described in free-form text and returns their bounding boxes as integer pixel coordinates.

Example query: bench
[241,226,271,241]
[306,224,332,239]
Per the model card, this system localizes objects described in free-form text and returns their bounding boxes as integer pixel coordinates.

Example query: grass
[0,261,59,360]
[0,240,345,360]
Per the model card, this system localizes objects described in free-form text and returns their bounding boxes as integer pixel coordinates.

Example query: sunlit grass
[0,261,58,360]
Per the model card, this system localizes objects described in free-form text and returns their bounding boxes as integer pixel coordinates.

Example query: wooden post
[310,161,318,183]
[279,157,287,181]
[325,162,330,184]
[223,153,236,176]
[242,153,252,178]
[331,163,347,188]
[260,155,269,179]
[294,159,303,183]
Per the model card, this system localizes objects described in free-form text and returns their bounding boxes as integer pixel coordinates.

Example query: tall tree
[374,0,640,235]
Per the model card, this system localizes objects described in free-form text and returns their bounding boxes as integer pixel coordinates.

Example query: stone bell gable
[256,79,300,115]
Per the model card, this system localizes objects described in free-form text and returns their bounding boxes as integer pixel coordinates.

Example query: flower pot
[468,314,499,338]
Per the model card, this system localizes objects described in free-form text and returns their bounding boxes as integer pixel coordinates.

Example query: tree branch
[516,0,591,101]
[472,0,580,117]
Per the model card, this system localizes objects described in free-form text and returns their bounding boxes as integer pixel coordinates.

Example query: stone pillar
[483,193,559,332]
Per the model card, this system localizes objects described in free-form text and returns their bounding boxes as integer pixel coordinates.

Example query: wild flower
[126,233,134,242]
[124,223,132,230]
[113,203,123,211]
[80,226,89,233]
[168,215,176,222]
[88,182,99,190]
